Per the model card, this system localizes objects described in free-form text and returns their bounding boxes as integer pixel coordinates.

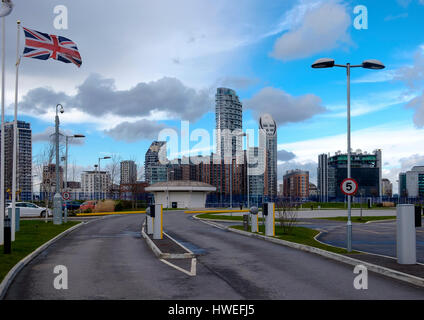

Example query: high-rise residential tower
[120,160,137,185]
[0,121,32,201]
[145,141,167,185]
[215,88,243,157]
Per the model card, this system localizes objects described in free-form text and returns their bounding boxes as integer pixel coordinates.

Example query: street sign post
[340,178,358,196]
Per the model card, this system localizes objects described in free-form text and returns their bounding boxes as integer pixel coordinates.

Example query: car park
[63,200,82,210]
[79,200,97,212]
[6,202,52,217]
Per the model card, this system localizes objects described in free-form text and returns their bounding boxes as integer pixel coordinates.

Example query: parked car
[79,200,97,212]
[62,200,82,210]
[6,202,52,217]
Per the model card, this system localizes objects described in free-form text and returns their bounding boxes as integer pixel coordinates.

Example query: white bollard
[153,204,163,240]
[397,204,416,265]
[249,206,259,233]
[264,202,275,237]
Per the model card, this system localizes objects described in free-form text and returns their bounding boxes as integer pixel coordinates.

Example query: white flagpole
[11,20,20,241]
[0,17,5,245]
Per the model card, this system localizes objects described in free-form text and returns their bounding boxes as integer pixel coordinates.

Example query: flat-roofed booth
[145,181,216,209]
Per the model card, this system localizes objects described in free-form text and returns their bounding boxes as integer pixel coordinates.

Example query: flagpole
[11,20,20,241]
[0,16,6,246]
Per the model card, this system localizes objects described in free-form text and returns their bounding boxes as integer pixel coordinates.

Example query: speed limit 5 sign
[340,178,358,196]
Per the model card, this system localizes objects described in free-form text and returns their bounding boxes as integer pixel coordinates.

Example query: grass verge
[0,220,80,283]
[316,216,396,223]
[230,225,358,254]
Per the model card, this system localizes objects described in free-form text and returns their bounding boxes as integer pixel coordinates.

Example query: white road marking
[160,258,197,277]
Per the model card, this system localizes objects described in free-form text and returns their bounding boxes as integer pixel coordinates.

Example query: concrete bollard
[263,202,275,237]
[397,204,416,265]
[250,206,258,233]
[153,204,163,240]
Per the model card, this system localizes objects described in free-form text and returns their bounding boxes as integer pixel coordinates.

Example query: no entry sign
[340,178,358,196]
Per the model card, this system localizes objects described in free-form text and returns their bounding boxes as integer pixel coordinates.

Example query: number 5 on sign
[341,178,358,196]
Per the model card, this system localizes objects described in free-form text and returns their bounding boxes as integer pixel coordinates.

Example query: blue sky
[3,0,424,190]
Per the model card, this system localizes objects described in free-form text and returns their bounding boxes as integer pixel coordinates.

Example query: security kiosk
[397,204,416,264]
[145,207,153,235]
[152,204,163,240]
[263,202,275,236]
[250,206,259,233]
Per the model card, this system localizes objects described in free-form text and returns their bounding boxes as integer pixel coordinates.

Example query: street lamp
[312,57,385,252]
[53,104,64,225]
[97,156,111,200]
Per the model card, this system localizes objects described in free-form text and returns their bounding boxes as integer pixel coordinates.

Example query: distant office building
[0,121,32,201]
[259,114,277,199]
[120,160,137,185]
[317,153,329,202]
[145,141,167,185]
[215,88,243,157]
[404,166,424,198]
[283,169,309,199]
[318,149,382,199]
[399,172,407,197]
[382,178,393,197]
[81,171,111,195]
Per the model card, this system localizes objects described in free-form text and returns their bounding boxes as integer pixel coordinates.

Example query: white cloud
[270,0,352,61]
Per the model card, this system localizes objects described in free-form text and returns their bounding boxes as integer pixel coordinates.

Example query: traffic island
[141,219,196,276]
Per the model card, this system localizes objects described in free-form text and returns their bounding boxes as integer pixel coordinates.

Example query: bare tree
[33,142,55,209]
[104,154,121,199]
[276,200,298,235]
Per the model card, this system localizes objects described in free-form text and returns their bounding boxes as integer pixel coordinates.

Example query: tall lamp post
[53,104,64,225]
[312,58,385,252]
[98,156,111,200]
[63,134,85,222]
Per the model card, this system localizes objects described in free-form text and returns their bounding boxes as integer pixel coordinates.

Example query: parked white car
[6,202,52,217]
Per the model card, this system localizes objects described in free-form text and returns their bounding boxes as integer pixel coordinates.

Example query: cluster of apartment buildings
[144,88,278,205]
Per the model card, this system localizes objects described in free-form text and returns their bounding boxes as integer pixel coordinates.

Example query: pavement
[4,211,424,299]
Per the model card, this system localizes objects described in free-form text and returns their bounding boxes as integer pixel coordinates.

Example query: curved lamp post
[311,58,385,252]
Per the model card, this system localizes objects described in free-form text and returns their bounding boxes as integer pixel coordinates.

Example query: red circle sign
[62,192,70,200]
[340,178,358,196]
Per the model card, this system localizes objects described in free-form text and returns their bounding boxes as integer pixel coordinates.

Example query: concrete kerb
[0,215,116,300]
[141,219,194,259]
[192,214,424,288]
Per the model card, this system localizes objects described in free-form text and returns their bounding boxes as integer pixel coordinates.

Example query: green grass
[0,220,80,283]
[231,225,357,254]
[316,216,396,223]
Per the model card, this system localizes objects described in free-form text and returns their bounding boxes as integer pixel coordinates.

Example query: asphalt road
[5,212,424,299]
[298,218,424,262]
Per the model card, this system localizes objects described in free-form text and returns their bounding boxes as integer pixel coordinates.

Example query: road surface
[5,212,424,299]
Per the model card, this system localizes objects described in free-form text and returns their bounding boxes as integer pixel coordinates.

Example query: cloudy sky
[3,0,424,191]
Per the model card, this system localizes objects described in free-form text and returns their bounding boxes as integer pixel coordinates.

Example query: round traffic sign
[62,192,70,200]
[340,178,358,196]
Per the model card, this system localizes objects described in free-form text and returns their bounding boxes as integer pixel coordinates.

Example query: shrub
[83,208,92,213]
[115,201,123,212]
[94,199,115,212]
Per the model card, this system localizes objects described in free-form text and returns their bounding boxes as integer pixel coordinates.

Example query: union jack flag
[22,27,82,68]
